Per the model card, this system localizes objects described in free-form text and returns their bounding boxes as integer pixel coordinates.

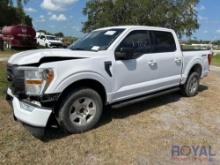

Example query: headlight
[24,68,54,96]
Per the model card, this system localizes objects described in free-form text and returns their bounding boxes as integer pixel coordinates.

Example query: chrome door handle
[175,58,182,63]
[148,60,156,66]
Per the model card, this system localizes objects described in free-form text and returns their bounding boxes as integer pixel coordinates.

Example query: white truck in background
[6,26,212,136]
[37,33,63,48]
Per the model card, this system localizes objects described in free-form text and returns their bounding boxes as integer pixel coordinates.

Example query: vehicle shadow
[198,84,208,92]
[39,85,208,142]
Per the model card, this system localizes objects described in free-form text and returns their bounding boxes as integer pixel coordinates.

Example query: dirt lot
[0,70,219,165]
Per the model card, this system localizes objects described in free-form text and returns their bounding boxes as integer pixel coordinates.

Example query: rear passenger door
[148,30,182,88]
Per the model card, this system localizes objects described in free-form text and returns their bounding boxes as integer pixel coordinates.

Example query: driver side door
[111,30,156,102]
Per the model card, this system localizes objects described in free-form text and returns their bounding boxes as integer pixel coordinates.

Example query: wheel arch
[54,78,108,114]
[181,59,203,84]
[188,63,202,78]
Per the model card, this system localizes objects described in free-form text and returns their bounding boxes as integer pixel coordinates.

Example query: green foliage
[83,0,200,38]
[24,15,32,26]
[185,39,210,44]
[37,29,47,34]
[212,55,220,67]
[212,40,220,45]
[54,32,64,38]
[0,62,7,98]
[0,0,32,27]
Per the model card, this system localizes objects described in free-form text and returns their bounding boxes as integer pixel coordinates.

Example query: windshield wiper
[71,47,87,50]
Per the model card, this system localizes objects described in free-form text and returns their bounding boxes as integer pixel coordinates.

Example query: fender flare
[181,58,203,84]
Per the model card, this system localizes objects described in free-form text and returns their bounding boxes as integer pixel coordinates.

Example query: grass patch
[212,54,220,67]
[0,49,19,57]
[0,62,8,98]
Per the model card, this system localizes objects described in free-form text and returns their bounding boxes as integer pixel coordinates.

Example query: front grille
[7,64,25,97]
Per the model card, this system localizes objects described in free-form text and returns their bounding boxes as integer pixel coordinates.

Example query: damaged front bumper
[6,88,52,128]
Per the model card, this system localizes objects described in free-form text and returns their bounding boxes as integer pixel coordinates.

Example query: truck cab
[6,26,211,135]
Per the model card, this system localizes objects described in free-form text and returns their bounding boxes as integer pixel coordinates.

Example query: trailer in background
[2,25,37,49]
[0,30,3,51]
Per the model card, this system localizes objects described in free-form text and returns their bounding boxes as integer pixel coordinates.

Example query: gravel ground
[0,72,220,165]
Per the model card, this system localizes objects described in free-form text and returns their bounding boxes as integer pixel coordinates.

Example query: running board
[111,87,180,109]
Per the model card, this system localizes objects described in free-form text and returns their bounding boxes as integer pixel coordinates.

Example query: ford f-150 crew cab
[6,26,212,135]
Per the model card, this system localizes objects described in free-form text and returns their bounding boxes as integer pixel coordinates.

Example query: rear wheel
[181,72,200,97]
[57,88,103,133]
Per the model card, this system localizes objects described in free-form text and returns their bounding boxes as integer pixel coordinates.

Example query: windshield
[69,28,125,51]
[46,36,57,40]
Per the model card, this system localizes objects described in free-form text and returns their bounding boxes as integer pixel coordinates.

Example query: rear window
[151,31,176,53]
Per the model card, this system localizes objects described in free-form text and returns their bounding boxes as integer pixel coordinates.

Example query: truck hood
[8,49,100,65]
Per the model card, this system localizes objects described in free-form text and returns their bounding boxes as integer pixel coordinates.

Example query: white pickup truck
[37,34,63,48]
[6,26,212,135]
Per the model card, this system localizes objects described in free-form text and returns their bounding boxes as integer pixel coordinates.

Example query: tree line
[0,0,32,28]
[183,40,220,45]
[82,0,200,38]
[1,0,201,39]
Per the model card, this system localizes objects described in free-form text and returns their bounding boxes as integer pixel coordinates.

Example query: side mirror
[115,47,134,60]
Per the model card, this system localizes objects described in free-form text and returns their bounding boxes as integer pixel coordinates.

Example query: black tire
[181,72,200,97]
[57,88,103,133]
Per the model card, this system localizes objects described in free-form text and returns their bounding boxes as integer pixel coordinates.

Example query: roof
[94,25,173,32]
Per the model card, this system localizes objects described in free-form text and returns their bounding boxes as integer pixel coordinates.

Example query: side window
[151,31,176,53]
[116,30,152,57]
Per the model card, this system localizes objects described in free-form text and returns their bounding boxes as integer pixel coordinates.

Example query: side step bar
[111,87,180,109]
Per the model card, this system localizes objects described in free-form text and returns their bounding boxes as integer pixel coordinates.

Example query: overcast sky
[21,0,220,40]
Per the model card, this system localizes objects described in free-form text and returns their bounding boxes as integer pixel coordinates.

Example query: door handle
[148,60,156,66]
[175,58,182,63]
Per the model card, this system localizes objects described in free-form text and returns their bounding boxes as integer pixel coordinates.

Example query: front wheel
[181,72,200,97]
[57,88,103,133]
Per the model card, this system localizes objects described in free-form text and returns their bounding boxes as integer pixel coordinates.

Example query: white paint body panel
[181,50,210,84]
